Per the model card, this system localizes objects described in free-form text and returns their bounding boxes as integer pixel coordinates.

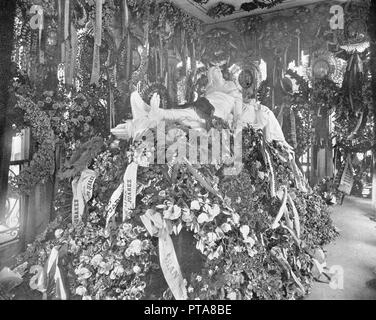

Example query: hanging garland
[10,95,56,195]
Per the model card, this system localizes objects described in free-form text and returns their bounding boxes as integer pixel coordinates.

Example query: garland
[11,95,55,195]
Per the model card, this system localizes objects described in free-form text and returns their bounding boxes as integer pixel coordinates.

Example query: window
[0,129,30,246]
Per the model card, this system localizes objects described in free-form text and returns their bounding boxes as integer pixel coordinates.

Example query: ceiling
[170,0,344,25]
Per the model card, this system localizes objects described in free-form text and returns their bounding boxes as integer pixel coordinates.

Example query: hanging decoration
[342,51,365,112]
[229,60,261,102]
[240,0,285,11]
[307,50,344,84]
[337,156,354,195]
[344,0,369,45]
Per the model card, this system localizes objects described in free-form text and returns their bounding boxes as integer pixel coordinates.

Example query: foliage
[313,177,342,206]
[257,71,314,159]
[9,70,110,194]
[10,125,337,300]
[10,94,55,195]
[59,137,105,180]
[334,72,374,153]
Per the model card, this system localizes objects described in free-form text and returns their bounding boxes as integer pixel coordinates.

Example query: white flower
[98,261,112,275]
[207,232,217,244]
[208,204,220,218]
[133,265,141,274]
[75,267,92,281]
[244,236,256,247]
[231,213,240,225]
[69,239,79,253]
[234,246,242,253]
[122,223,133,234]
[127,239,143,256]
[247,248,257,257]
[215,227,225,239]
[208,245,223,260]
[221,223,232,233]
[188,286,194,293]
[182,208,193,223]
[196,275,202,282]
[113,265,124,276]
[82,295,92,300]
[75,286,87,296]
[90,254,103,267]
[227,291,237,300]
[197,213,209,224]
[79,256,90,264]
[240,225,250,238]
[158,190,167,197]
[190,200,201,210]
[110,271,117,280]
[54,229,64,239]
[164,205,182,220]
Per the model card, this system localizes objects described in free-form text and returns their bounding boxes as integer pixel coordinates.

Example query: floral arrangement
[8,123,337,300]
[9,69,109,195]
[7,0,339,302]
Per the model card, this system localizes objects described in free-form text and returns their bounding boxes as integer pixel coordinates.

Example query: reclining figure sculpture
[112,66,293,154]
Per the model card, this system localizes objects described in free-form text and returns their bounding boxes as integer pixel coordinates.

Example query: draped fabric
[241,99,289,144]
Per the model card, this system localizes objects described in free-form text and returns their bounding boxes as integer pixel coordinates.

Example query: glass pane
[0,166,22,245]
[10,128,30,162]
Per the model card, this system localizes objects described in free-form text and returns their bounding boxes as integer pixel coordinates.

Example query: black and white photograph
[0,0,376,306]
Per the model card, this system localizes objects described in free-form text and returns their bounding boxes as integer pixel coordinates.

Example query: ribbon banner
[29,247,68,300]
[105,160,146,229]
[105,182,124,228]
[71,169,97,225]
[338,157,354,195]
[122,162,138,221]
[140,210,188,300]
